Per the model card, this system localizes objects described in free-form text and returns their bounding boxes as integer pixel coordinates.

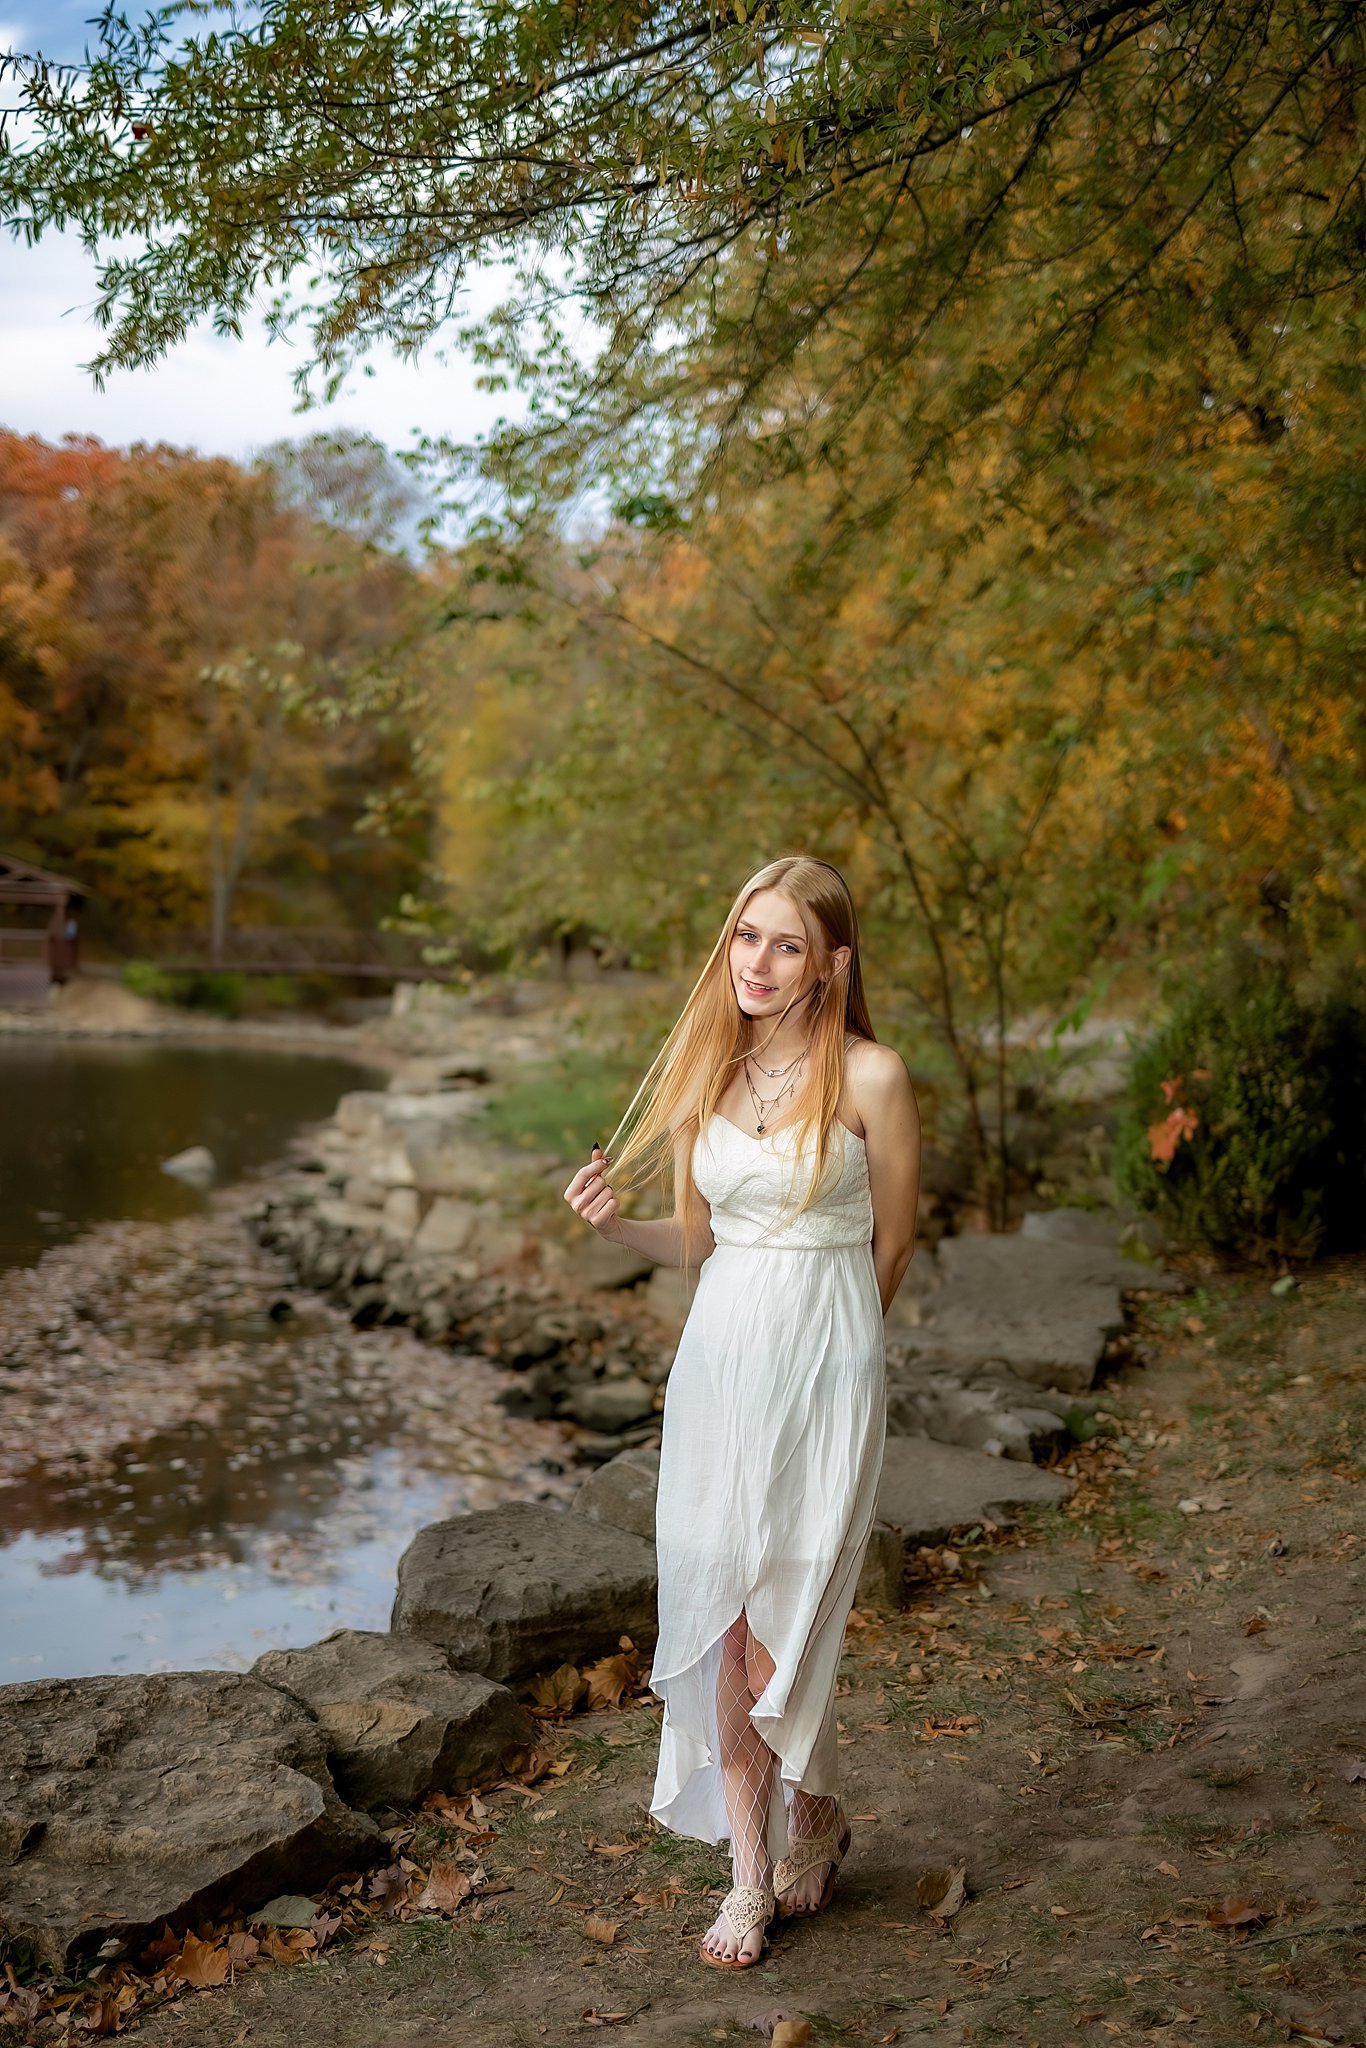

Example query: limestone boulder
[392,1502,658,1683]
[895,1232,1169,1392]
[0,1671,379,1971]
[572,1237,655,1291]
[253,1631,538,1812]
[412,1195,481,1256]
[876,1436,1073,1546]
[571,1444,661,1542]
[856,1522,907,1612]
[561,1374,657,1430]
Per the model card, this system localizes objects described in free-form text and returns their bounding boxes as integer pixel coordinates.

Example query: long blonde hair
[605,854,876,1266]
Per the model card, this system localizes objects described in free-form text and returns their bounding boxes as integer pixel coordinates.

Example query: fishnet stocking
[789,1790,840,1843]
[715,1614,780,1890]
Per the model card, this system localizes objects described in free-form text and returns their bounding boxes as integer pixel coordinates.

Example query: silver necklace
[743,1054,805,1135]
[746,1039,810,1079]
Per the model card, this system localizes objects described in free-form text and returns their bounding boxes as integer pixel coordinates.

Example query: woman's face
[728,889,819,1021]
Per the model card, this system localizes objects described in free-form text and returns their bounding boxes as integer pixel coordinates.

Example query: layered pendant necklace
[743,1048,808,1135]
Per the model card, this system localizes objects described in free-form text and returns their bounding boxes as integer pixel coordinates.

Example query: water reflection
[0,1044,581,1681]
[0,1038,383,1268]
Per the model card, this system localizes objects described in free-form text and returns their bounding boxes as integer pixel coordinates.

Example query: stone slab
[392,1502,658,1683]
[898,1234,1139,1391]
[0,1671,379,1971]
[876,1435,1073,1544]
[571,1444,661,1542]
[253,1630,538,1812]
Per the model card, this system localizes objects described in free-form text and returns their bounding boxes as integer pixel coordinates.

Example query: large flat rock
[571,1443,661,1543]
[876,1435,1072,1542]
[391,1502,658,1683]
[0,1672,379,1971]
[253,1630,539,1812]
[894,1233,1157,1391]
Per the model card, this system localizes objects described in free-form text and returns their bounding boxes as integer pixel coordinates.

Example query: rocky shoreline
[1,990,1186,1979]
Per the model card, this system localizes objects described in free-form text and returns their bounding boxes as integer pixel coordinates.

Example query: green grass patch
[481,1047,642,1161]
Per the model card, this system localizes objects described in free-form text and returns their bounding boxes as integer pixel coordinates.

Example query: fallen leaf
[138,1925,181,1968]
[772,2026,813,2048]
[167,1932,231,1989]
[1157,1861,1180,1880]
[529,1663,587,1715]
[366,1862,414,1914]
[586,1837,635,1858]
[226,1930,260,1969]
[413,1860,471,1914]
[584,1653,640,1711]
[250,1894,318,1930]
[1342,1761,1366,1783]
[77,1985,137,2035]
[914,1863,967,1922]
[259,1927,315,1965]
[1206,1896,1267,1928]
[583,1913,620,1946]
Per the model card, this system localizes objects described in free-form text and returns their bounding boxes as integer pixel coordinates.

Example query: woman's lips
[742,978,777,996]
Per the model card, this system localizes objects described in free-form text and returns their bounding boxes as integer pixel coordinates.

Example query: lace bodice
[693,1114,873,1250]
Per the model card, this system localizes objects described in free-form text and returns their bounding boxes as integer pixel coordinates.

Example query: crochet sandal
[773,1814,853,1917]
[697,1882,775,1969]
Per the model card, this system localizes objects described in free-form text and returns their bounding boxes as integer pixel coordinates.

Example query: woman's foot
[698,1883,773,1967]
[774,1806,851,1914]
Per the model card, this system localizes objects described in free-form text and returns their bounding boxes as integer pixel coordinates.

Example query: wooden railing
[149,928,460,980]
[0,928,49,963]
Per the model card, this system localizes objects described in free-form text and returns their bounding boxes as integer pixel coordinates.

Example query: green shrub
[1115,953,1366,1261]
[177,970,246,1018]
[119,960,246,1018]
[120,959,180,1003]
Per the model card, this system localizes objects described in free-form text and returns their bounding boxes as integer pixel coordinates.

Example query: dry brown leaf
[259,1928,315,1965]
[367,1862,414,1913]
[138,1925,181,1969]
[586,1837,635,1858]
[414,1860,472,1914]
[529,1663,587,1715]
[1205,1896,1267,1928]
[584,1652,640,1711]
[914,1862,967,1922]
[583,1913,620,1946]
[225,1930,260,1969]
[167,1932,231,1989]
[772,2026,813,2048]
[78,1982,139,2035]
[1156,1861,1180,1879]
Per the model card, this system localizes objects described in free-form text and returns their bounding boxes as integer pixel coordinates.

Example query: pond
[0,1037,384,1270]
[0,1038,579,1683]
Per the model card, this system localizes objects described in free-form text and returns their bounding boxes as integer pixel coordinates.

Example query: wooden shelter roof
[0,853,93,903]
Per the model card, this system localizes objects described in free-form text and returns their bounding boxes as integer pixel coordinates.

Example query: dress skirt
[646,1172,887,1863]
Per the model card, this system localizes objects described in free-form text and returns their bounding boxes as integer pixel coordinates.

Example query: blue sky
[1,2,511,464]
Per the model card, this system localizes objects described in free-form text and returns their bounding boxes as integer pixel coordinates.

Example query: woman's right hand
[563,1144,623,1241]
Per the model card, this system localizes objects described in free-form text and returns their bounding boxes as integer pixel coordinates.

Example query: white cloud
[3,229,516,466]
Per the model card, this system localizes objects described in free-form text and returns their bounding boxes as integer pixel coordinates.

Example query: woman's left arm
[855,1044,922,1317]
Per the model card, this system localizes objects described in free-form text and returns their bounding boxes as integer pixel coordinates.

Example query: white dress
[647,1112,887,1861]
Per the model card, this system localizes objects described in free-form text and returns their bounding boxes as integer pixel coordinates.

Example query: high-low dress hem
[646,1116,887,1858]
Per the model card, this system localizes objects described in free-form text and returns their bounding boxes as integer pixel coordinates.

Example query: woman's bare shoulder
[845,1038,915,1113]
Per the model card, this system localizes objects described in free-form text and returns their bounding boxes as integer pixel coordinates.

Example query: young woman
[563,854,920,1969]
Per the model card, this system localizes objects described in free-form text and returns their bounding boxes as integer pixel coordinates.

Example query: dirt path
[11,1256,1365,2047]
